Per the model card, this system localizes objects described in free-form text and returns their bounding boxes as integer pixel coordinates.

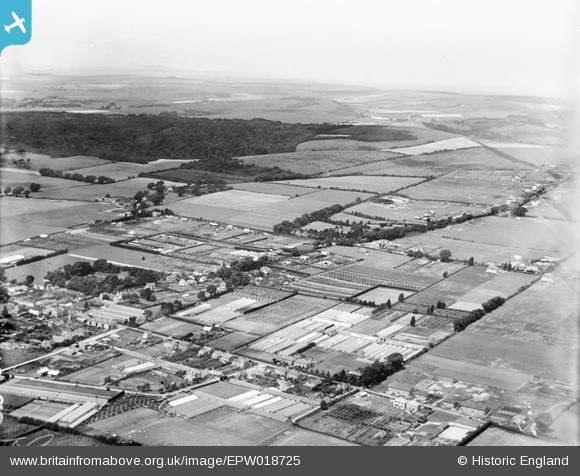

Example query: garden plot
[274,176,422,194]
[328,263,440,291]
[242,295,336,328]
[299,404,397,446]
[389,137,481,155]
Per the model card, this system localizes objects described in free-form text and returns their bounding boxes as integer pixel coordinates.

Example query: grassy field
[326,246,412,268]
[239,150,402,175]
[343,200,487,223]
[0,244,56,267]
[173,190,289,211]
[429,216,579,256]
[11,400,73,421]
[71,244,201,273]
[390,137,481,155]
[402,176,510,204]
[354,286,414,304]
[66,160,190,181]
[230,182,319,197]
[89,407,289,446]
[1,151,110,171]
[275,175,422,194]
[467,277,579,347]
[266,428,357,446]
[448,271,537,311]
[1,170,92,193]
[394,234,559,266]
[426,332,576,383]
[141,317,205,337]
[467,427,558,446]
[406,266,493,307]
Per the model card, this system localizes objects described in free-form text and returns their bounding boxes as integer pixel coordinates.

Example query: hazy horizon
[1,0,578,99]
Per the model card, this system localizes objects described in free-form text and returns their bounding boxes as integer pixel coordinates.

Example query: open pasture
[174,189,289,211]
[395,234,551,266]
[430,216,579,256]
[1,170,92,193]
[448,271,538,311]
[275,175,422,194]
[296,138,404,152]
[402,176,509,204]
[238,150,402,175]
[343,200,487,223]
[1,152,110,172]
[266,428,357,446]
[327,246,412,268]
[141,317,205,337]
[230,181,318,197]
[354,286,414,304]
[425,332,576,383]
[0,244,56,267]
[72,244,199,273]
[90,407,289,446]
[303,348,364,375]
[467,277,579,348]
[66,159,190,181]
[406,266,493,307]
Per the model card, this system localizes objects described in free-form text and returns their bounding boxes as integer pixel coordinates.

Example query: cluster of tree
[321,125,417,142]
[159,300,183,315]
[453,296,505,332]
[14,249,67,268]
[2,112,329,164]
[333,353,404,387]
[0,268,10,304]
[512,206,528,217]
[371,299,392,315]
[172,176,228,197]
[273,203,350,235]
[39,167,115,184]
[44,259,164,296]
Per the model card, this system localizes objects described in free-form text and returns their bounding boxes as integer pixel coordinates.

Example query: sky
[1,0,578,97]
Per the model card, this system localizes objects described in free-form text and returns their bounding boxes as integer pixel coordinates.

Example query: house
[460,401,488,418]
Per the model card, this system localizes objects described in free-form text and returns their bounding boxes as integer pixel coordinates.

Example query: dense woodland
[1,112,329,164]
